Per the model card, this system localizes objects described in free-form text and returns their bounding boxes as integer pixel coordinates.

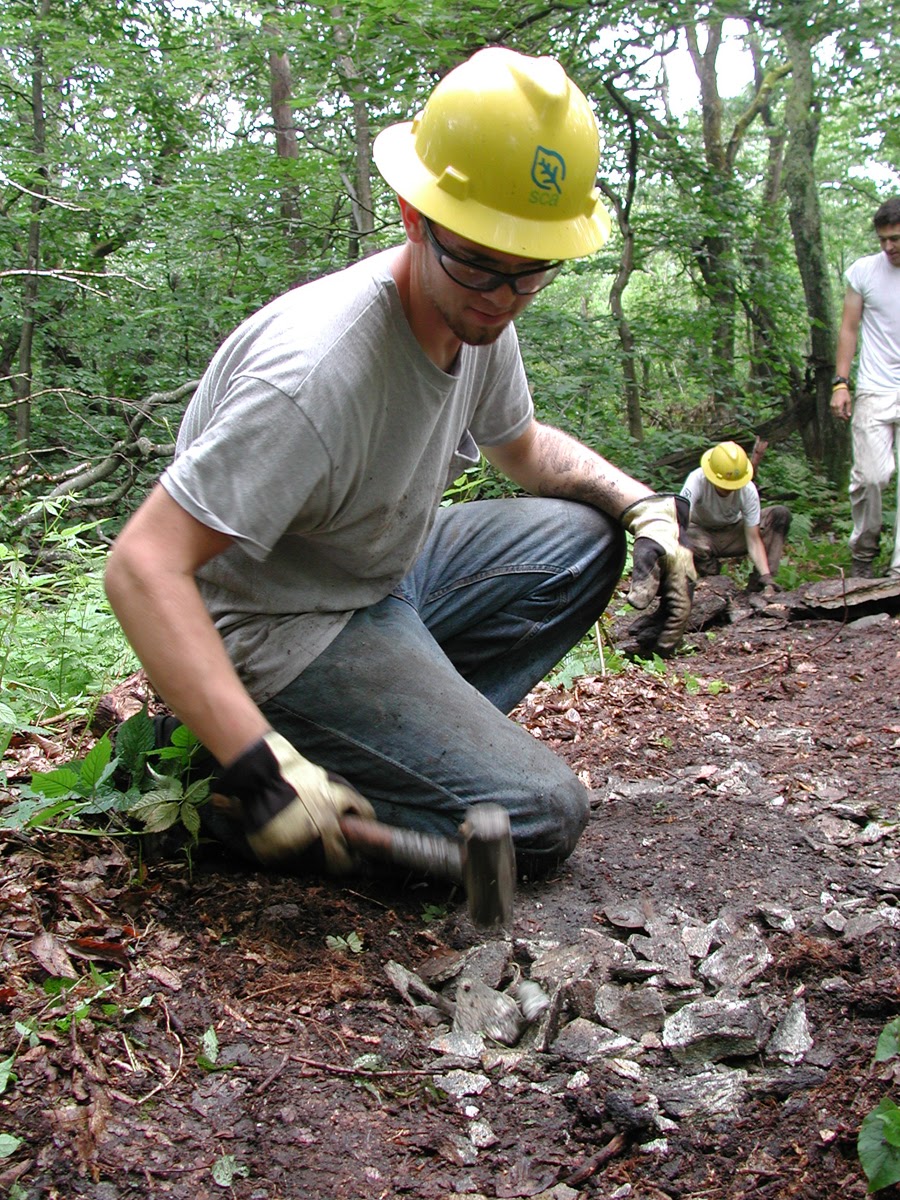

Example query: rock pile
[383,892,890,1163]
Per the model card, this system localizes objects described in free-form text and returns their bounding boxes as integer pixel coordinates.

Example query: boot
[851,557,875,579]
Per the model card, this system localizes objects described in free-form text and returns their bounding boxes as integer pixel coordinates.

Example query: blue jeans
[258,497,625,873]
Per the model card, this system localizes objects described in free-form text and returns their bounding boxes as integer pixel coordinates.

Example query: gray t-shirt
[680,468,761,530]
[161,249,533,702]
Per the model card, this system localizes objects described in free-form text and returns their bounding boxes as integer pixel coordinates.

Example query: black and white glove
[620,494,697,655]
[215,732,375,872]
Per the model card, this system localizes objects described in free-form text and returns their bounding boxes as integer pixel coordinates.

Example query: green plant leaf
[0,1133,23,1159]
[211,1154,249,1185]
[859,1098,900,1191]
[114,706,156,779]
[352,1053,385,1073]
[326,931,364,953]
[197,1054,235,1073]
[24,796,88,828]
[27,765,81,799]
[180,801,201,838]
[201,1026,219,1064]
[875,1018,900,1063]
[131,796,181,833]
[79,735,113,793]
[0,1056,16,1096]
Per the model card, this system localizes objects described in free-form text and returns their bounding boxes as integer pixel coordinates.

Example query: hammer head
[459,803,515,929]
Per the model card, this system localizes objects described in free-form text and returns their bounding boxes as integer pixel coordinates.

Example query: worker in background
[831,196,900,579]
[680,441,791,599]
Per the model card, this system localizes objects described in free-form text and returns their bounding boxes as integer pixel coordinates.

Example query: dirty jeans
[687,505,792,580]
[257,497,625,874]
[848,389,900,576]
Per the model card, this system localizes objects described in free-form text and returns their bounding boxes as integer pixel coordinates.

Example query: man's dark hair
[872,197,900,229]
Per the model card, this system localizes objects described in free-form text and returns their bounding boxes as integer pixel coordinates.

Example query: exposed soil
[2,577,900,1200]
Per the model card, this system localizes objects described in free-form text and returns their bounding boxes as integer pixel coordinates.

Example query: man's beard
[435,297,508,347]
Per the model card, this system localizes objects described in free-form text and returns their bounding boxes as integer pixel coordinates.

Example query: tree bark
[601,81,643,441]
[264,23,306,259]
[781,24,846,477]
[684,15,737,412]
[11,0,52,460]
[332,6,374,261]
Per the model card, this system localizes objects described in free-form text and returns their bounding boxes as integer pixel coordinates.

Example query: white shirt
[680,468,761,530]
[845,251,900,391]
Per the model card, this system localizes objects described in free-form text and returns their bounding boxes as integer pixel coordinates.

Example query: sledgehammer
[340,802,515,929]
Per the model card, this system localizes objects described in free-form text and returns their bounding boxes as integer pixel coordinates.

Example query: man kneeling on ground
[680,441,791,600]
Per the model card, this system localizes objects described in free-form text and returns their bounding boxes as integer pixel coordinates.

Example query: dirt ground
[2,577,900,1200]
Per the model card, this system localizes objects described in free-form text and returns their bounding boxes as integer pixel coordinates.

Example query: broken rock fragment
[594,982,666,1038]
[662,996,770,1064]
[698,929,772,989]
[452,977,524,1046]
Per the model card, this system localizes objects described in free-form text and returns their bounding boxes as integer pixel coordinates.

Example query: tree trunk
[684,17,737,412]
[264,23,306,259]
[599,82,643,442]
[11,0,52,460]
[781,25,847,479]
[332,7,374,261]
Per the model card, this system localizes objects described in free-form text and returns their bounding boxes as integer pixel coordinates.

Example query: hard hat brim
[373,120,612,261]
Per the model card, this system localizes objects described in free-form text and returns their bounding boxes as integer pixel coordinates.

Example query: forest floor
[2,576,900,1200]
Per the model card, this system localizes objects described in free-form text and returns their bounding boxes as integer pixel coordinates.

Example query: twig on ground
[110,996,184,1106]
[251,1051,291,1096]
[289,1053,439,1078]
[594,621,607,677]
[563,1131,627,1185]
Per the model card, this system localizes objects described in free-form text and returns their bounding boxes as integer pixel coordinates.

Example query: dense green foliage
[3,2,899,488]
[0,0,898,733]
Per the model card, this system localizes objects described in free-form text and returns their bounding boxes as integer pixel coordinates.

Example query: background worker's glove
[620,494,697,655]
[215,732,375,873]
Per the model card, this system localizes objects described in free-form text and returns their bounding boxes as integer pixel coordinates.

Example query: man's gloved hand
[621,494,697,655]
[215,731,375,872]
[757,573,782,598]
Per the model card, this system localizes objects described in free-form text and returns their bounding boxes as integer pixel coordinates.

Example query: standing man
[832,197,900,579]
[105,47,694,879]
[681,441,791,598]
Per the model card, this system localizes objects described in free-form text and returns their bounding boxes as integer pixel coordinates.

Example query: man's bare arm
[832,286,863,422]
[483,420,652,515]
[745,524,772,579]
[104,484,270,764]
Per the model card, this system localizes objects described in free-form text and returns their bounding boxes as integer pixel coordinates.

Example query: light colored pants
[849,388,900,575]
[687,506,791,580]
[252,497,627,874]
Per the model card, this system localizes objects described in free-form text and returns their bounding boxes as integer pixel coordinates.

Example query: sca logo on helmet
[530,146,565,206]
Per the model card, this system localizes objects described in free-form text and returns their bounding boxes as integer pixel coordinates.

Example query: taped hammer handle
[339,814,464,882]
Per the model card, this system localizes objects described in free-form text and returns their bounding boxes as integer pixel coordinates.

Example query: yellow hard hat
[372,47,612,261]
[701,442,753,490]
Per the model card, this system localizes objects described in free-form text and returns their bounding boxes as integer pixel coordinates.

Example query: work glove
[757,573,782,598]
[620,494,697,656]
[215,732,375,873]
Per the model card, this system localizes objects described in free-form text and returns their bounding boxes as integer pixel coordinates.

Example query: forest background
[1,0,899,740]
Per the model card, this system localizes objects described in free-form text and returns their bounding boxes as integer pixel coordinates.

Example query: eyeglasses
[421,217,563,295]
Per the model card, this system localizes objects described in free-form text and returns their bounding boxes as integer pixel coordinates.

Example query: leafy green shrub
[1,708,211,856]
[0,515,137,727]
